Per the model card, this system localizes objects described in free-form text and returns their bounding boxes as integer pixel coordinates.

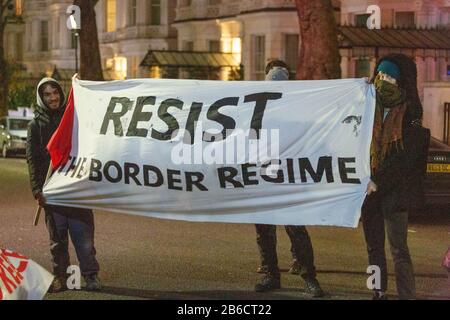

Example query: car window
[9,119,31,131]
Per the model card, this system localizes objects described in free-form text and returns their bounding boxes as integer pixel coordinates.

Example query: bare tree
[73,0,103,81]
[295,0,341,80]
[0,0,13,117]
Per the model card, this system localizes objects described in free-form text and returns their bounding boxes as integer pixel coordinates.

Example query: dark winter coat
[26,78,66,198]
[369,54,430,212]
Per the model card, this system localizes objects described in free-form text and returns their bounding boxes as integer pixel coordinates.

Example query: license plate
[427,164,450,173]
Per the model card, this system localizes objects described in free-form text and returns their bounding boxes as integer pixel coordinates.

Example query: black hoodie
[26,78,66,198]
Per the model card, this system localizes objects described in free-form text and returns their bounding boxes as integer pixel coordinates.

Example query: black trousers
[362,192,416,299]
[44,205,100,278]
[255,224,316,279]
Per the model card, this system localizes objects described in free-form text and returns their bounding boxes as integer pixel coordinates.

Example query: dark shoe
[256,265,268,274]
[304,277,325,297]
[48,277,67,293]
[85,274,102,291]
[372,290,388,300]
[255,274,281,292]
[289,260,300,275]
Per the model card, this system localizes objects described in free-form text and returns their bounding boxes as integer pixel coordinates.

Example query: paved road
[1,157,449,300]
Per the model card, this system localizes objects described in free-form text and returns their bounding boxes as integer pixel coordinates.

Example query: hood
[372,53,423,123]
[34,77,66,123]
[36,77,65,109]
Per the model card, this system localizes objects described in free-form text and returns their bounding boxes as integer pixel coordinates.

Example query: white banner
[0,249,54,300]
[44,78,375,227]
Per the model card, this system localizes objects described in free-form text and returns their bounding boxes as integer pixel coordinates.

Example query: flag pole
[33,165,53,226]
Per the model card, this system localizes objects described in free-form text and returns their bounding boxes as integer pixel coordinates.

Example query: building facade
[3,0,450,141]
[173,0,302,80]
[339,0,450,140]
[96,0,177,79]
[4,0,177,80]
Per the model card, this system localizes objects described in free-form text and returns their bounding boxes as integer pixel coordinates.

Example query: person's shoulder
[27,117,41,133]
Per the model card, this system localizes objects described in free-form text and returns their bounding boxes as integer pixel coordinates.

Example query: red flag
[47,88,75,170]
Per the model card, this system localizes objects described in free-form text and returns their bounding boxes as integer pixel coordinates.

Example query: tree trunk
[74,0,104,81]
[295,0,341,80]
[0,17,8,117]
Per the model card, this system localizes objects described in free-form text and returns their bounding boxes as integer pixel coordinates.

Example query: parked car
[0,116,33,158]
[424,137,450,206]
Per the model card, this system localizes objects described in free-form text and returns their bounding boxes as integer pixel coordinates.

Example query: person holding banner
[26,78,101,292]
[362,54,428,300]
[254,61,324,297]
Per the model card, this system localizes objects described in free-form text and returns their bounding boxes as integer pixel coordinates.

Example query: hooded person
[27,78,66,198]
[253,60,325,297]
[26,78,101,293]
[362,53,429,300]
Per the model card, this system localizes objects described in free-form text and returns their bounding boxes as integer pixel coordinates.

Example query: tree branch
[1,0,13,14]
[0,0,13,27]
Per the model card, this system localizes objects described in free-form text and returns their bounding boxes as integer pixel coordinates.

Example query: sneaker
[304,277,325,297]
[256,265,268,274]
[85,274,102,291]
[255,273,281,292]
[48,276,67,293]
[372,290,388,300]
[288,260,300,275]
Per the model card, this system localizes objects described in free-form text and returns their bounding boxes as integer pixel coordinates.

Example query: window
[252,35,265,80]
[54,17,60,49]
[355,59,370,78]
[447,65,450,76]
[147,0,161,26]
[40,21,48,52]
[395,12,415,28]
[106,0,116,32]
[184,41,194,51]
[16,33,23,61]
[130,56,139,78]
[26,22,31,51]
[284,34,299,77]
[112,56,127,80]
[209,40,221,52]
[355,14,370,27]
[129,0,137,26]
[10,119,30,131]
[15,0,22,16]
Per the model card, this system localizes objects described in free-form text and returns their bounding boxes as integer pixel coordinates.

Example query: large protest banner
[0,249,53,300]
[43,78,375,227]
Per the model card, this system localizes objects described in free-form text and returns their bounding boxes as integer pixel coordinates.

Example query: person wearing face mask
[254,60,324,298]
[26,78,101,293]
[362,54,428,300]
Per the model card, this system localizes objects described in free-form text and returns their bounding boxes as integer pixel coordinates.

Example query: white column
[267,31,283,62]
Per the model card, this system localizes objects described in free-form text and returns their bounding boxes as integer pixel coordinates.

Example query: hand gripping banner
[44,78,375,227]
